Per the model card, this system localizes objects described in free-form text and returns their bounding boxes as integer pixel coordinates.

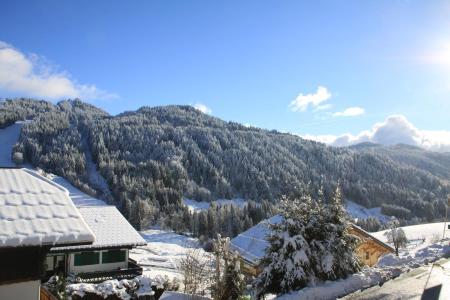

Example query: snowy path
[341,257,450,300]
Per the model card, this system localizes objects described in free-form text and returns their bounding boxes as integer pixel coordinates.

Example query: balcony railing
[75,259,143,283]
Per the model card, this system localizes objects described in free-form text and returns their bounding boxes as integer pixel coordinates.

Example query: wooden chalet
[230,215,395,277]
[349,224,395,266]
[0,168,95,300]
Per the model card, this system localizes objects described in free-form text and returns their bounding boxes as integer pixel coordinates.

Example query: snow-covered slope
[345,200,390,223]
[373,222,450,243]
[183,198,250,213]
[130,229,211,280]
[0,123,21,167]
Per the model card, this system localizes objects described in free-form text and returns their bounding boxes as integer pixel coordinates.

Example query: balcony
[74,259,143,283]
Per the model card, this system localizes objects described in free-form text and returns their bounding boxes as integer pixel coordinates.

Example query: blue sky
[1,1,449,150]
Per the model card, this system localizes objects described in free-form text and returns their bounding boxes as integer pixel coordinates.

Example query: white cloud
[193,103,212,114]
[290,86,331,112]
[332,107,365,117]
[302,115,450,152]
[0,41,117,100]
[314,104,333,111]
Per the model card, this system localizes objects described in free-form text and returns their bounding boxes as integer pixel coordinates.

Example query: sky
[1,1,450,151]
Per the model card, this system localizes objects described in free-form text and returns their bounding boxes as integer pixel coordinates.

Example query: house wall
[0,280,40,300]
[355,241,389,266]
[68,249,129,274]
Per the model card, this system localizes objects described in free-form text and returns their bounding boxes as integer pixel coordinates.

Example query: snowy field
[345,200,390,223]
[183,198,250,213]
[373,222,450,244]
[130,229,211,281]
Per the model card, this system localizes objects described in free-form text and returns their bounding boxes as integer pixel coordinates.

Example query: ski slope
[0,123,21,167]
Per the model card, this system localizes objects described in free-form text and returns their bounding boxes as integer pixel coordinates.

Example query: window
[74,252,100,266]
[102,249,126,264]
[365,251,370,260]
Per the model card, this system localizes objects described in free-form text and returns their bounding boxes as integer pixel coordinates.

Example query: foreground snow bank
[276,242,450,300]
[66,275,164,300]
[160,291,212,300]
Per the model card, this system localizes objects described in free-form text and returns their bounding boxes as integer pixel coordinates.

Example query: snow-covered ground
[373,222,450,244]
[183,198,250,213]
[345,200,390,223]
[160,291,211,300]
[130,229,211,281]
[342,257,450,300]
[274,241,450,300]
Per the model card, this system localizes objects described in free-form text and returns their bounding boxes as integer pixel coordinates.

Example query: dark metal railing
[75,260,143,283]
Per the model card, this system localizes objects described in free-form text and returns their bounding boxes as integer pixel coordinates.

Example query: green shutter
[102,250,126,264]
[74,252,100,266]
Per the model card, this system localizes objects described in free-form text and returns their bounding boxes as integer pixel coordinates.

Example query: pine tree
[256,195,316,297]
[256,189,361,298]
[222,254,245,300]
[317,186,360,280]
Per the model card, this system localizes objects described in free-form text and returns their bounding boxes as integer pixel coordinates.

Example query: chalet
[0,168,95,300]
[349,224,395,266]
[230,215,394,277]
[46,205,147,283]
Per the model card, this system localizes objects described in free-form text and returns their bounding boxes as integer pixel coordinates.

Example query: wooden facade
[349,225,395,267]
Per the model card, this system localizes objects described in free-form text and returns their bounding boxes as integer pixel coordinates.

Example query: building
[349,224,395,266]
[47,205,147,283]
[0,168,95,300]
[230,215,394,277]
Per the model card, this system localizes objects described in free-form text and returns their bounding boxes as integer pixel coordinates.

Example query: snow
[160,291,212,299]
[130,229,212,281]
[183,198,250,213]
[66,275,158,300]
[372,222,450,243]
[0,122,21,167]
[52,206,146,251]
[45,172,107,207]
[0,168,95,248]
[345,200,390,223]
[275,242,450,300]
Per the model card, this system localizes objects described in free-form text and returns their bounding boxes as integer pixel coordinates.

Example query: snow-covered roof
[0,168,95,248]
[52,205,146,251]
[230,215,282,265]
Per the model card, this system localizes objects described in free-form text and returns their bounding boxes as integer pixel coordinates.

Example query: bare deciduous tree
[179,248,212,296]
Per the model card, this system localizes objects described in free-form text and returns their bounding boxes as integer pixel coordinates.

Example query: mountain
[350,143,450,181]
[1,98,449,229]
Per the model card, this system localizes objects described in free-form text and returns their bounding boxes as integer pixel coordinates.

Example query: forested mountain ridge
[350,143,450,181]
[1,98,449,230]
